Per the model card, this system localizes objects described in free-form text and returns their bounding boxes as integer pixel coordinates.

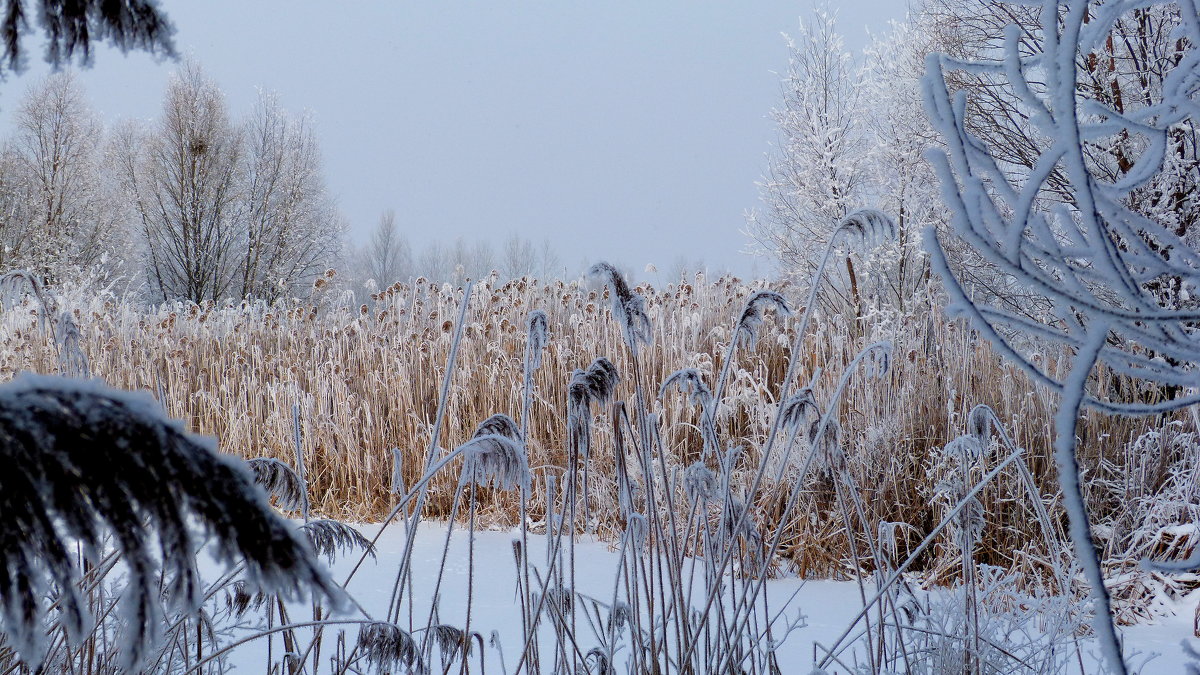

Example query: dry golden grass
[0,273,1171,578]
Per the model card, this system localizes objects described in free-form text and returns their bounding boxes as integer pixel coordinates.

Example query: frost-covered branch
[922,1,1199,672]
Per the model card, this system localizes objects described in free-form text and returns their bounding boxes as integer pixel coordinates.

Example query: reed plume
[836,208,898,245]
[53,311,90,378]
[431,623,476,661]
[779,388,820,433]
[246,457,309,513]
[735,290,792,349]
[682,461,718,506]
[224,580,268,618]
[300,519,377,563]
[588,262,651,353]
[472,412,523,442]
[356,622,424,673]
[524,309,550,373]
[712,288,794,409]
[661,368,718,456]
[459,433,531,492]
[0,374,340,669]
[568,357,620,459]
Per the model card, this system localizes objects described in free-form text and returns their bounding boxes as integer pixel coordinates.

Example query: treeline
[0,63,577,304]
[349,216,716,297]
[0,63,342,303]
[351,209,566,293]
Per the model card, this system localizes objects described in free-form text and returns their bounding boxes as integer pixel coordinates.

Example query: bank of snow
[220,522,1199,673]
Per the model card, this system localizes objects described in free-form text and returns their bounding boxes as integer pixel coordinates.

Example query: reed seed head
[246,457,309,513]
[431,624,473,660]
[357,622,424,674]
[660,368,713,411]
[588,261,652,353]
[780,388,821,433]
[737,290,792,348]
[458,433,531,492]
[525,309,550,371]
[968,404,994,449]
[569,357,620,410]
[836,208,897,246]
[472,413,523,442]
[683,461,718,506]
[301,519,377,564]
[0,374,341,670]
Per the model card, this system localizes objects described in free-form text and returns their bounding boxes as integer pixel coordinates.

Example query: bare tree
[668,255,706,282]
[120,62,242,302]
[6,71,122,282]
[454,237,495,281]
[0,146,36,272]
[236,92,341,301]
[500,233,563,280]
[502,232,537,279]
[537,238,562,279]
[362,208,412,286]
[416,239,450,282]
[119,65,342,302]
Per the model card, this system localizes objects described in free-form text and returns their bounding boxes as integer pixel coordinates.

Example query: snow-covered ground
[217,521,1200,673]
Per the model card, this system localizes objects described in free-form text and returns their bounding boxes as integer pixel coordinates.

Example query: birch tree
[122,62,242,303]
[236,92,342,301]
[748,9,868,309]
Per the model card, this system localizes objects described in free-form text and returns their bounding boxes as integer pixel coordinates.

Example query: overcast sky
[0,1,909,278]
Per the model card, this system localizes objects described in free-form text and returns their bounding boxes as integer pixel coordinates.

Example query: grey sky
[0,1,909,278]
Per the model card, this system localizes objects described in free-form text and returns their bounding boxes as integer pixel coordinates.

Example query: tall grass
[0,272,1175,580]
[0,267,1195,673]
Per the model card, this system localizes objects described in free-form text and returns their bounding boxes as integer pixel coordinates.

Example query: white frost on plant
[922,1,1200,672]
[0,373,341,670]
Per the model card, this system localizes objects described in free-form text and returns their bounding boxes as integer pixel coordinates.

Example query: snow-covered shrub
[923,0,1200,670]
[892,565,1085,675]
[1093,422,1200,623]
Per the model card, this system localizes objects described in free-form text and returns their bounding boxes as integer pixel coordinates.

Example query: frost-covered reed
[0,270,1171,579]
[0,374,342,671]
[0,262,1191,673]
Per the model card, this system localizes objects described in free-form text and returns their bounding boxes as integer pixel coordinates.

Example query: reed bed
[0,272,1175,578]
[1,266,1195,674]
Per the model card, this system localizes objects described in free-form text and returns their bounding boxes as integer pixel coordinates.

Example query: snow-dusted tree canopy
[749,9,949,317]
[748,11,872,308]
[924,0,1200,415]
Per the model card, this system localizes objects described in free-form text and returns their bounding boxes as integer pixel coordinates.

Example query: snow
[215,521,1200,673]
